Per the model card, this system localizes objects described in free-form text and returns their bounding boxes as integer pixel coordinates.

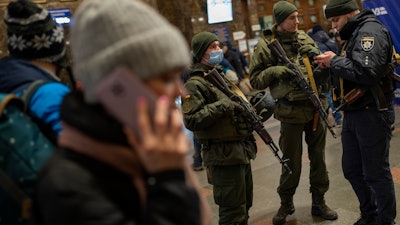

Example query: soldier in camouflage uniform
[249,1,337,225]
[182,31,257,225]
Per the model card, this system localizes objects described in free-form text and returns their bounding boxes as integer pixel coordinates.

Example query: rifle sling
[302,54,320,131]
[224,77,250,104]
[302,55,318,92]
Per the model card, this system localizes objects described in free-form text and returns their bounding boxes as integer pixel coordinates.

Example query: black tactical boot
[272,196,295,225]
[353,214,378,225]
[311,194,338,220]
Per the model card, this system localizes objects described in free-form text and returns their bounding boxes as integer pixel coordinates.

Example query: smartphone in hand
[95,66,157,134]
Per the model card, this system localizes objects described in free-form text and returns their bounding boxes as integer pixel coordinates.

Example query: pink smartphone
[95,66,157,134]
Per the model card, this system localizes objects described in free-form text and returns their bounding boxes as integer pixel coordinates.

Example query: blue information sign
[48,8,72,25]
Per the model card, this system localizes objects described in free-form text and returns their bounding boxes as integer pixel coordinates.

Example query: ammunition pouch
[194,109,252,144]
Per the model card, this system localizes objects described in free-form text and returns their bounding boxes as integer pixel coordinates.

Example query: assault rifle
[333,54,400,114]
[205,69,292,174]
[332,88,366,114]
[268,40,337,138]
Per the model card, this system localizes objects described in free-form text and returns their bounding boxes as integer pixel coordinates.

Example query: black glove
[231,101,245,113]
[265,66,295,80]
[218,98,244,113]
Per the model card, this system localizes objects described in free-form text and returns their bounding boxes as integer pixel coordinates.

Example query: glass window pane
[298,16,303,24]
[311,15,317,23]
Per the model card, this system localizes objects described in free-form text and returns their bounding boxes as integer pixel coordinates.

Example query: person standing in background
[224,40,250,75]
[182,31,257,225]
[315,0,396,224]
[0,1,71,223]
[249,1,337,224]
[0,0,71,143]
[221,41,245,80]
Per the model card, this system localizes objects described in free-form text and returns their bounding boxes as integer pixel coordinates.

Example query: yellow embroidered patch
[361,37,374,51]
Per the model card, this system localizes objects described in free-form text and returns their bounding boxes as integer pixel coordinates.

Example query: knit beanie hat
[71,0,191,103]
[191,32,220,63]
[4,0,69,67]
[273,1,298,25]
[325,0,359,19]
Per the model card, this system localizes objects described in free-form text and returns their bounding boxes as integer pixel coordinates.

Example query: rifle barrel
[268,40,337,138]
[205,69,293,174]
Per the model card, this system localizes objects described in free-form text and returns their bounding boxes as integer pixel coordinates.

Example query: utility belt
[198,135,254,146]
[278,98,312,106]
[333,68,395,112]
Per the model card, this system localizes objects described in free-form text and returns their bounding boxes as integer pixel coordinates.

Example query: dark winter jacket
[330,10,394,111]
[182,63,257,165]
[31,91,202,225]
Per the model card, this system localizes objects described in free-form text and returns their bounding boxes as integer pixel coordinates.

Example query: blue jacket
[311,30,339,54]
[0,57,70,135]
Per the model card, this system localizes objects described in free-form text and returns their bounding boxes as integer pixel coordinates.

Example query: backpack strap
[0,170,32,219]
[20,80,58,144]
[0,94,24,116]
[20,80,52,104]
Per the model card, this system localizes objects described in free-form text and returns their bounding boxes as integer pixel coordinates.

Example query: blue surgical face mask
[207,49,224,65]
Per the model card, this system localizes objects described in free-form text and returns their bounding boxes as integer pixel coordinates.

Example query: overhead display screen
[207,0,233,24]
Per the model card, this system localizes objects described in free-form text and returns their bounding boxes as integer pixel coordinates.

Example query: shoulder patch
[361,37,374,51]
[182,94,194,114]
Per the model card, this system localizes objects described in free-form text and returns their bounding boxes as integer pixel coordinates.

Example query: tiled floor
[191,106,400,225]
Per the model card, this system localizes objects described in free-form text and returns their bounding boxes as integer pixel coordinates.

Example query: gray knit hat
[71,0,191,103]
[191,31,220,63]
[273,1,298,25]
[325,0,359,19]
[4,0,69,67]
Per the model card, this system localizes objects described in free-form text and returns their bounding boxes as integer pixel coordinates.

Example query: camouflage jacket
[182,63,256,165]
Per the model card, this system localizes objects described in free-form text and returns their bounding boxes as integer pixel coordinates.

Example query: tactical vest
[264,30,320,101]
[188,76,252,144]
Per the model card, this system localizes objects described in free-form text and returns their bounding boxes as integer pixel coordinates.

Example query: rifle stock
[268,40,337,138]
[332,88,366,114]
[205,69,292,174]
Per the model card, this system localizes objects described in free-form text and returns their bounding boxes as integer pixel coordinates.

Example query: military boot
[311,194,338,220]
[272,196,295,225]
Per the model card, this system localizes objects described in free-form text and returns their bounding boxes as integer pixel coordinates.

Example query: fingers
[314,52,335,68]
[136,97,152,140]
[170,108,189,155]
[126,95,188,173]
[124,126,139,148]
[153,95,169,135]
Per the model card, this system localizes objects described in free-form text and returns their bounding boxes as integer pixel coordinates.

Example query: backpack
[0,81,55,225]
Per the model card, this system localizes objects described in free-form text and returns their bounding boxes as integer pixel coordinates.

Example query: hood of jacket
[0,57,58,93]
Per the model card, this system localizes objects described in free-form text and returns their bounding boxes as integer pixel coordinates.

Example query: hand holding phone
[96,66,189,172]
[95,66,157,135]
